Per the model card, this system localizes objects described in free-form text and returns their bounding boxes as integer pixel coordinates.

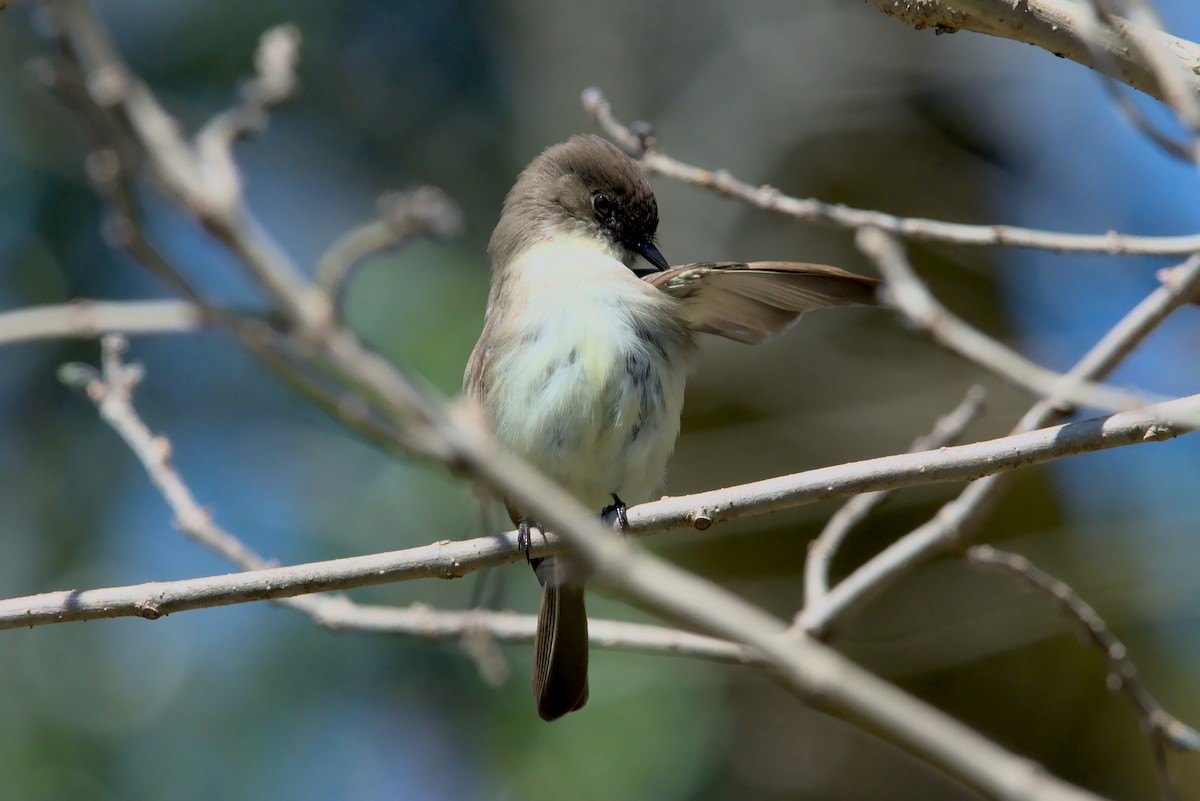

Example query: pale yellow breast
[484,236,692,509]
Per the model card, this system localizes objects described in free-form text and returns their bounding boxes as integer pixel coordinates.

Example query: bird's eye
[592,192,614,218]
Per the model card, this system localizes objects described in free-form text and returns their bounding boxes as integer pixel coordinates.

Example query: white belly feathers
[487,236,692,511]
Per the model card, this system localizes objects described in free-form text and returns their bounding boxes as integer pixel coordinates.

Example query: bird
[464,134,878,721]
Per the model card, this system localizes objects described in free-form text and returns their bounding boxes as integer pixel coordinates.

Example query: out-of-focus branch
[864,0,1200,105]
[582,89,1200,256]
[38,22,426,460]
[802,385,986,610]
[797,253,1200,639]
[315,187,463,307]
[317,603,758,667]
[50,1,325,328]
[967,544,1200,801]
[858,227,1164,412]
[969,541,1200,756]
[46,0,465,467]
[0,299,204,346]
[1069,0,1196,164]
[1099,0,1200,142]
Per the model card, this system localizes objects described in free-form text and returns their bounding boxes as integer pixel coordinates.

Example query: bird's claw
[601,493,629,533]
[518,520,542,568]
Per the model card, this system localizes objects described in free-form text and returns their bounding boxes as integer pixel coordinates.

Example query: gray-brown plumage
[647,261,877,343]
[464,135,877,721]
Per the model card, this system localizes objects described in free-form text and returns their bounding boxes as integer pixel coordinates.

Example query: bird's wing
[644,261,879,344]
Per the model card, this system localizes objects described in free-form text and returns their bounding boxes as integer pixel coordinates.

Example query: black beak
[635,241,670,272]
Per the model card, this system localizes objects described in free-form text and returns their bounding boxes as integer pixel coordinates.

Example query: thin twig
[51,1,326,329]
[1098,0,1200,147]
[1072,0,1195,162]
[315,187,463,308]
[582,88,1200,256]
[802,385,987,609]
[858,228,1164,413]
[50,5,461,461]
[189,24,303,221]
[40,16,429,459]
[314,603,759,666]
[966,544,1200,801]
[796,253,1200,639]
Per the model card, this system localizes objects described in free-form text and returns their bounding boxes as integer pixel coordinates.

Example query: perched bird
[464,135,877,720]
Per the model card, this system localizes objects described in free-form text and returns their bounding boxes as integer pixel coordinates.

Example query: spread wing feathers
[645,261,879,344]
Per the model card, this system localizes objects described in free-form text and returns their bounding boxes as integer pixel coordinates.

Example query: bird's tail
[532,556,589,721]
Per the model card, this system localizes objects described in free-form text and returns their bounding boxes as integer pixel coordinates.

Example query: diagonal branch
[797,253,1200,639]
[859,227,1165,413]
[315,187,463,308]
[803,385,987,608]
[864,0,1200,105]
[967,544,1200,801]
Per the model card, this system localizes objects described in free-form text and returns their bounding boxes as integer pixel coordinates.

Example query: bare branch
[582,88,1200,256]
[1069,0,1197,163]
[11,369,1197,633]
[52,335,749,671]
[0,299,204,346]
[797,253,1200,639]
[865,0,1200,106]
[802,385,987,609]
[62,335,273,567]
[315,602,758,665]
[967,544,1200,801]
[315,186,463,307]
[49,2,326,328]
[1107,0,1200,140]
[191,23,303,219]
[858,227,1165,412]
[627,390,1197,539]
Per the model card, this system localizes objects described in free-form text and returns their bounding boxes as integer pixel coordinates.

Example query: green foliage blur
[1,1,1198,799]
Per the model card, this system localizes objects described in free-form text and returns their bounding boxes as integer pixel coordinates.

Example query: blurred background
[1,1,1199,799]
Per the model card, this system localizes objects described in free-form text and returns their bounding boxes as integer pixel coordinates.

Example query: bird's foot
[601,493,629,534]
[518,520,543,569]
